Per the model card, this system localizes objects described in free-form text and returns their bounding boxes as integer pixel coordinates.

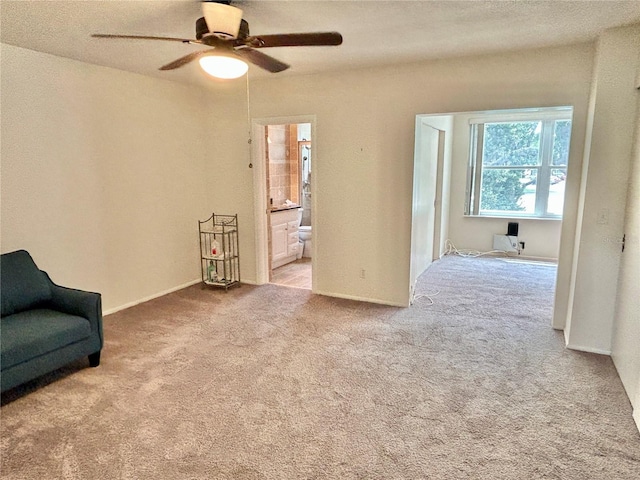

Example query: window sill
[464,214,562,221]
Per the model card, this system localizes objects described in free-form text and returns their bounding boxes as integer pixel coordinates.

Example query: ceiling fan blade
[234,48,289,73]
[92,34,199,45]
[159,50,212,71]
[243,32,343,48]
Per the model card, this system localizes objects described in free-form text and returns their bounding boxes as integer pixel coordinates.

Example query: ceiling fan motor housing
[201,1,243,39]
[196,17,248,41]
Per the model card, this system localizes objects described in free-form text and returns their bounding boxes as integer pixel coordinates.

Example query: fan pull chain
[246,73,253,169]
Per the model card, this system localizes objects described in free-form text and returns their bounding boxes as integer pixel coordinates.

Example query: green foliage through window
[483,122,540,167]
[467,110,572,217]
[481,169,531,212]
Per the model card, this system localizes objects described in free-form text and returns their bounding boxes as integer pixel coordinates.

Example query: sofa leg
[88,351,101,367]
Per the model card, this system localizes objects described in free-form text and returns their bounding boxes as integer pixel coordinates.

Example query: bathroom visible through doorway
[253,119,314,289]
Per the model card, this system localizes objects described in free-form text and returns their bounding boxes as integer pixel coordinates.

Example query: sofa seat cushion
[1,309,92,370]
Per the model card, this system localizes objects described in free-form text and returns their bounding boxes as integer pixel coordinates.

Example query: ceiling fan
[92,0,343,77]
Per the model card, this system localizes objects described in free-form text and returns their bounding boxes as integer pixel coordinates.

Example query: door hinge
[622,233,626,253]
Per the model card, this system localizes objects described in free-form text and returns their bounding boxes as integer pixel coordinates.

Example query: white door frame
[252,115,317,285]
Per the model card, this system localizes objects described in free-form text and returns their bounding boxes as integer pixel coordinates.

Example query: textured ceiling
[2,0,640,87]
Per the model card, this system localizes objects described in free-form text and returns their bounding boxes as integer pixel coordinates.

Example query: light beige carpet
[1,256,638,479]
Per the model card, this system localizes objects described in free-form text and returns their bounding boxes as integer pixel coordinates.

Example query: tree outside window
[467,110,572,218]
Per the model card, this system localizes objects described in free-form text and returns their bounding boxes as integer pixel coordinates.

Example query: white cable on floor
[412,290,440,306]
[441,239,518,259]
[412,240,516,307]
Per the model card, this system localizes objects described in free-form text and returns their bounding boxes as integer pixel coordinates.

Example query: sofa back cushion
[1,250,52,317]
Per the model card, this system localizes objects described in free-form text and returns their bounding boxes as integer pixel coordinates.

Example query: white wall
[248,43,594,306]
[1,41,596,312]
[194,81,259,286]
[447,114,564,260]
[564,25,640,354]
[611,81,640,426]
[0,44,244,313]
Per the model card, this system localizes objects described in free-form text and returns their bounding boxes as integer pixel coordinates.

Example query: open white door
[410,120,440,300]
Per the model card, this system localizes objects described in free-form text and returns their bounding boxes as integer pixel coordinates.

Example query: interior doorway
[251,116,316,289]
[412,108,576,333]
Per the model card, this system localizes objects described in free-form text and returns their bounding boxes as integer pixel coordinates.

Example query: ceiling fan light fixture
[202,2,243,39]
[199,53,248,79]
[93,4,341,77]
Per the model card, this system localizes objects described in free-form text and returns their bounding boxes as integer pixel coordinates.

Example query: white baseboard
[312,289,408,308]
[499,255,558,264]
[565,343,612,356]
[103,279,201,316]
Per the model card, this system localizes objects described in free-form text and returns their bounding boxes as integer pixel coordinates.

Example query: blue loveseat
[1,250,103,393]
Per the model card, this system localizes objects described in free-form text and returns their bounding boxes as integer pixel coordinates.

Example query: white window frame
[465,107,573,219]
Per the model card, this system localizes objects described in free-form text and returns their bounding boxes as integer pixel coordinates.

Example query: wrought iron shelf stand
[198,213,240,291]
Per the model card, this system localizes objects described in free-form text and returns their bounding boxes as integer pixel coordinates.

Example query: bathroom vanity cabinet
[198,213,240,290]
[271,208,301,269]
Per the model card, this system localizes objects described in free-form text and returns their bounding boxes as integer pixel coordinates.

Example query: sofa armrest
[44,273,104,348]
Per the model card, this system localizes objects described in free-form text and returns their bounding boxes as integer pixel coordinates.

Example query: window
[466,108,572,218]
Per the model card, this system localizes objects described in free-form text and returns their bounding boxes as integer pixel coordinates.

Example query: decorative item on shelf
[198,213,240,291]
[207,260,217,282]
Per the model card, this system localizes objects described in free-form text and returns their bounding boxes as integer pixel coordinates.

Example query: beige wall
[611,58,640,425]
[249,43,594,306]
[1,41,596,312]
[564,25,640,354]
[0,44,243,313]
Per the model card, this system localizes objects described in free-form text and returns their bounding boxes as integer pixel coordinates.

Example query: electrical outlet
[359,269,366,279]
[597,208,609,225]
